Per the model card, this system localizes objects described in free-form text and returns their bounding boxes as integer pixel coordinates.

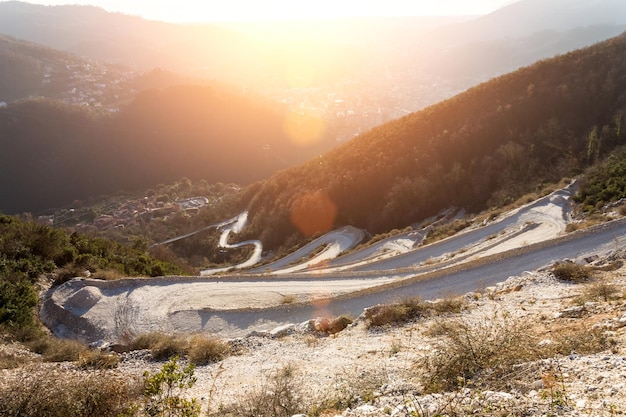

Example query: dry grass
[220,362,387,417]
[365,295,466,329]
[546,325,614,356]
[420,312,539,393]
[0,367,142,417]
[280,294,297,304]
[420,305,616,395]
[566,214,611,232]
[423,219,471,245]
[130,331,187,360]
[91,269,124,281]
[575,280,622,303]
[0,348,34,369]
[27,337,88,362]
[130,331,231,363]
[77,349,120,369]
[224,363,307,417]
[187,334,230,365]
[550,261,593,283]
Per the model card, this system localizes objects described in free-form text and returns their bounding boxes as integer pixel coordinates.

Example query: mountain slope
[433,0,626,44]
[0,35,79,101]
[0,86,324,214]
[238,33,626,249]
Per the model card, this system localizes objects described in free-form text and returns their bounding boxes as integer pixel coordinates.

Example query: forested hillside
[0,35,76,101]
[0,85,330,214]
[239,33,626,249]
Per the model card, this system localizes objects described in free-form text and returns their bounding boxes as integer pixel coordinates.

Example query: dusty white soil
[5,255,626,417]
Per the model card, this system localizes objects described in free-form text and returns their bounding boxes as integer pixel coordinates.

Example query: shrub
[78,349,120,369]
[226,363,306,417]
[142,356,200,417]
[551,262,592,283]
[0,277,38,329]
[366,296,465,328]
[420,312,538,393]
[187,335,230,365]
[130,331,187,360]
[578,281,621,302]
[27,337,88,362]
[0,368,142,417]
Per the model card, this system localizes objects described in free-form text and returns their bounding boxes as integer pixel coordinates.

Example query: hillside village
[38,195,212,232]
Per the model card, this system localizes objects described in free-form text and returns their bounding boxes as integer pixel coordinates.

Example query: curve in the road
[194,217,626,336]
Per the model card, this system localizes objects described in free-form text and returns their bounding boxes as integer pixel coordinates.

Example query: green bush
[142,356,200,417]
[575,147,626,211]
[0,276,38,329]
[0,214,189,338]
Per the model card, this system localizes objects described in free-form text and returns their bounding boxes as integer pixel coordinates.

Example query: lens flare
[283,109,326,147]
[290,191,337,237]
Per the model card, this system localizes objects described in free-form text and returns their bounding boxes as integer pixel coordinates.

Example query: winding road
[41,184,626,341]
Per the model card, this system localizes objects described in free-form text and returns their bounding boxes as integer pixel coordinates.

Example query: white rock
[270,323,295,338]
[354,404,378,414]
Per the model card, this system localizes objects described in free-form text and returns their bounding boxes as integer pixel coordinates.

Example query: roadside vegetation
[0,213,190,347]
[574,146,626,212]
[364,295,467,329]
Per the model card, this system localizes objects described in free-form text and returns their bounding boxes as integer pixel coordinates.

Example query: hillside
[238,32,626,250]
[0,85,330,214]
[0,34,79,102]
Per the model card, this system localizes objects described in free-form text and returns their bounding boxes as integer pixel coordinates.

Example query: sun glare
[27,0,515,23]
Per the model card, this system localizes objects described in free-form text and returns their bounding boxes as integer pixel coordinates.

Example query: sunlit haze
[21,0,517,22]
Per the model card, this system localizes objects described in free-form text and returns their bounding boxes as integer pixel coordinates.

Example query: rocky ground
[4,251,626,417]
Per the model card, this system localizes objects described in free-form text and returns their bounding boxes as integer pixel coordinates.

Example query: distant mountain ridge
[2,0,626,92]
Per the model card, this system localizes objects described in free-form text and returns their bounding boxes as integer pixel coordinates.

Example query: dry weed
[0,367,142,417]
[419,311,538,393]
[187,334,229,365]
[551,262,593,283]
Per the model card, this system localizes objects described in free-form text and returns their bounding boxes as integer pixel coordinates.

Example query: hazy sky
[19,0,519,22]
